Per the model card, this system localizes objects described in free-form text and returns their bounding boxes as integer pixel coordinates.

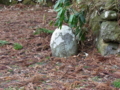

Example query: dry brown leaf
[25,83,35,90]
[0,4,119,89]
[94,82,111,90]
[97,56,109,61]
[4,76,14,80]
[31,74,47,84]
[113,71,120,78]
[0,65,8,70]
[76,75,89,78]
[75,65,83,73]
[0,88,4,90]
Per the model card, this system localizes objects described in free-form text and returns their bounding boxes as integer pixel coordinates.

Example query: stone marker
[50,25,78,57]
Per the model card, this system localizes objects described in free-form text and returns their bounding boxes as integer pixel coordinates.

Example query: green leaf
[57,8,64,17]
[64,10,70,22]
[79,13,86,23]
[75,27,80,35]
[69,14,75,23]
[78,11,86,27]
[49,20,54,26]
[53,0,87,42]
[54,0,60,9]
[55,7,62,12]
[76,28,86,41]
[54,0,65,10]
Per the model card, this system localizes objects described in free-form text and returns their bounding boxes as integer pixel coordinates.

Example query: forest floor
[0,4,120,90]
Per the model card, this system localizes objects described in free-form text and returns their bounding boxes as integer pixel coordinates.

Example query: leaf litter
[0,4,120,90]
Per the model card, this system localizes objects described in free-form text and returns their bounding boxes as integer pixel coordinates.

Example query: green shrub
[112,79,120,88]
[13,43,23,50]
[54,0,87,41]
[54,0,106,41]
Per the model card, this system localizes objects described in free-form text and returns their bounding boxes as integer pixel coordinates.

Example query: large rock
[97,38,119,56]
[101,10,117,20]
[97,21,120,56]
[50,25,78,57]
[105,0,120,11]
[100,21,120,43]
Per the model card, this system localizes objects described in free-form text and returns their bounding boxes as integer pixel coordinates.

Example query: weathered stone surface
[101,10,117,20]
[105,0,120,11]
[0,0,17,5]
[88,0,120,56]
[100,21,120,42]
[89,11,101,34]
[50,25,78,57]
[97,38,119,56]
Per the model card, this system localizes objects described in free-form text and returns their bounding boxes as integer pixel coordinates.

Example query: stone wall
[0,0,35,5]
[89,0,120,56]
[0,0,55,6]
[0,0,17,5]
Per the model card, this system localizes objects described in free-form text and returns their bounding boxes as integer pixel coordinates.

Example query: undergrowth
[34,28,54,35]
[112,79,120,88]
[13,43,23,50]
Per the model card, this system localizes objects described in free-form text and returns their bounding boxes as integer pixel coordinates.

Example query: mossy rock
[100,21,120,42]
[0,0,17,5]
[101,10,118,20]
[22,0,35,5]
[0,0,55,6]
[97,38,119,56]
[89,10,102,35]
[105,0,120,11]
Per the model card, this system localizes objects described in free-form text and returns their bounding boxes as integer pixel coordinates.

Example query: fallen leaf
[0,65,8,70]
[113,71,120,78]
[75,65,83,73]
[0,88,4,90]
[31,74,47,84]
[95,82,111,90]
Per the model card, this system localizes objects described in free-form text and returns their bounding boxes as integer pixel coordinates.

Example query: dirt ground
[0,4,120,90]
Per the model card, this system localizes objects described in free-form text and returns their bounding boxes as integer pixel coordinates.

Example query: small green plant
[46,56,50,59]
[112,79,120,88]
[0,40,9,46]
[34,28,54,35]
[13,43,23,50]
[84,66,90,69]
[37,62,45,65]
[7,21,11,24]
[29,64,35,67]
